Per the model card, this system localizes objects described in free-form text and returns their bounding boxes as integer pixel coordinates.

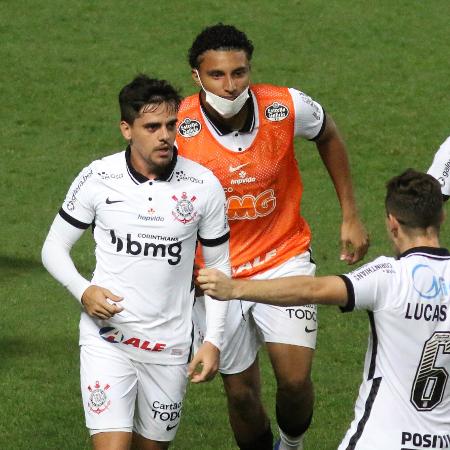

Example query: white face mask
[195,70,249,119]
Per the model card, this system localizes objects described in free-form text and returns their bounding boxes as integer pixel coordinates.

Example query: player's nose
[224,75,237,94]
[160,126,170,141]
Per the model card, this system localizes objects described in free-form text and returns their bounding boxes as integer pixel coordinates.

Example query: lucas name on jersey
[404,302,447,322]
[350,258,448,323]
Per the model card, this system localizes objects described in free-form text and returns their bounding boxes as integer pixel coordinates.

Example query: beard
[148,149,173,177]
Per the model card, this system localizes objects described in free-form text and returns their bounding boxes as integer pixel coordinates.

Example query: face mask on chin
[195,70,250,119]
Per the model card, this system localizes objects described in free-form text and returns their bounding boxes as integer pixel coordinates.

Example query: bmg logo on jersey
[227,189,276,220]
[412,264,449,299]
[110,230,182,265]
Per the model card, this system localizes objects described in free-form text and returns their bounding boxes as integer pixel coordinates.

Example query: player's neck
[395,233,441,255]
[129,148,171,180]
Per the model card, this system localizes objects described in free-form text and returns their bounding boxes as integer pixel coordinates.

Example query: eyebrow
[206,66,248,74]
[143,118,178,127]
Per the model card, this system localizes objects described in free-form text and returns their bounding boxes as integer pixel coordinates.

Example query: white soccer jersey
[59,147,229,364]
[338,247,450,450]
[428,136,450,197]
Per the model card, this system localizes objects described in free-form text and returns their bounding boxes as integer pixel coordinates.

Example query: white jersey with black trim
[59,147,229,364]
[428,136,450,197]
[338,247,450,450]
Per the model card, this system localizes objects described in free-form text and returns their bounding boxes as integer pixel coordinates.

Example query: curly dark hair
[385,169,443,229]
[119,74,182,124]
[188,23,254,68]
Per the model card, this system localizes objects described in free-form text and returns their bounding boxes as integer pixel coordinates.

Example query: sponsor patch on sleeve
[349,261,395,281]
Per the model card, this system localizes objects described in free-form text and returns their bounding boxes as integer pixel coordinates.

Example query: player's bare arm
[315,114,369,264]
[81,285,123,320]
[197,268,348,307]
[188,341,220,383]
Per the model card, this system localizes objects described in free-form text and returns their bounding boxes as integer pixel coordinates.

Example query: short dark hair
[119,75,182,124]
[385,169,443,230]
[188,23,254,69]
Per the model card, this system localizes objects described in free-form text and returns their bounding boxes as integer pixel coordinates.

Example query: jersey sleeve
[198,173,230,247]
[289,88,326,140]
[59,163,96,229]
[427,136,450,197]
[202,241,231,350]
[41,214,90,302]
[340,256,397,312]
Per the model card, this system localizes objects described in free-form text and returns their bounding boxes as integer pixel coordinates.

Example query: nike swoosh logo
[229,162,250,173]
[305,326,317,333]
[106,198,124,204]
[166,423,179,431]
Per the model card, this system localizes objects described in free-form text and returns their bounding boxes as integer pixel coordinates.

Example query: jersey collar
[399,246,450,259]
[125,145,178,184]
[199,90,255,135]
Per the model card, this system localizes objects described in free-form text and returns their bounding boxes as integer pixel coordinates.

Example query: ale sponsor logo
[99,327,167,352]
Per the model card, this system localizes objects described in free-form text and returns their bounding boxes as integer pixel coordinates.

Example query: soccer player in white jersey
[41,75,231,450]
[428,135,450,201]
[198,169,450,450]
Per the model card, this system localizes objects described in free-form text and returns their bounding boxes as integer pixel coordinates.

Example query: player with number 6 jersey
[198,169,450,450]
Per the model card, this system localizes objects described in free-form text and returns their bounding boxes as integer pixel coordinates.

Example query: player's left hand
[340,216,369,264]
[188,341,220,383]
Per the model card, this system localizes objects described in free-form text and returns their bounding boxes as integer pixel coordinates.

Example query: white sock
[278,427,305,450]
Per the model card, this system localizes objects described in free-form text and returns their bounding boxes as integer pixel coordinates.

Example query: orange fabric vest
[177,84,311,278]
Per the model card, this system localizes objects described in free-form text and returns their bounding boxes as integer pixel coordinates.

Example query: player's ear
[387,214,400,237]
[120,121,132,141]
[192,69,201,88]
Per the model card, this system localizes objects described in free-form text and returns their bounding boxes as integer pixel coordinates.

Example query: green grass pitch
[1,1,449,448]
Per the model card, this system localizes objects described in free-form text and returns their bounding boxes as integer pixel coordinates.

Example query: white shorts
[193,252,317,375]
[80,343,188,441]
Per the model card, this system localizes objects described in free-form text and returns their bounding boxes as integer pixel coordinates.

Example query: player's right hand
[81,285,124,319]
[197,269,234,300]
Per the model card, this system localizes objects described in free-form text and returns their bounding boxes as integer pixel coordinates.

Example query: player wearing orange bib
[178,84,310,278]
[177,24,369,450]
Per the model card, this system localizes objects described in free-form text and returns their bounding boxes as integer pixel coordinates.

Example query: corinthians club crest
[87,380,111,414]
[172,192,197,224]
